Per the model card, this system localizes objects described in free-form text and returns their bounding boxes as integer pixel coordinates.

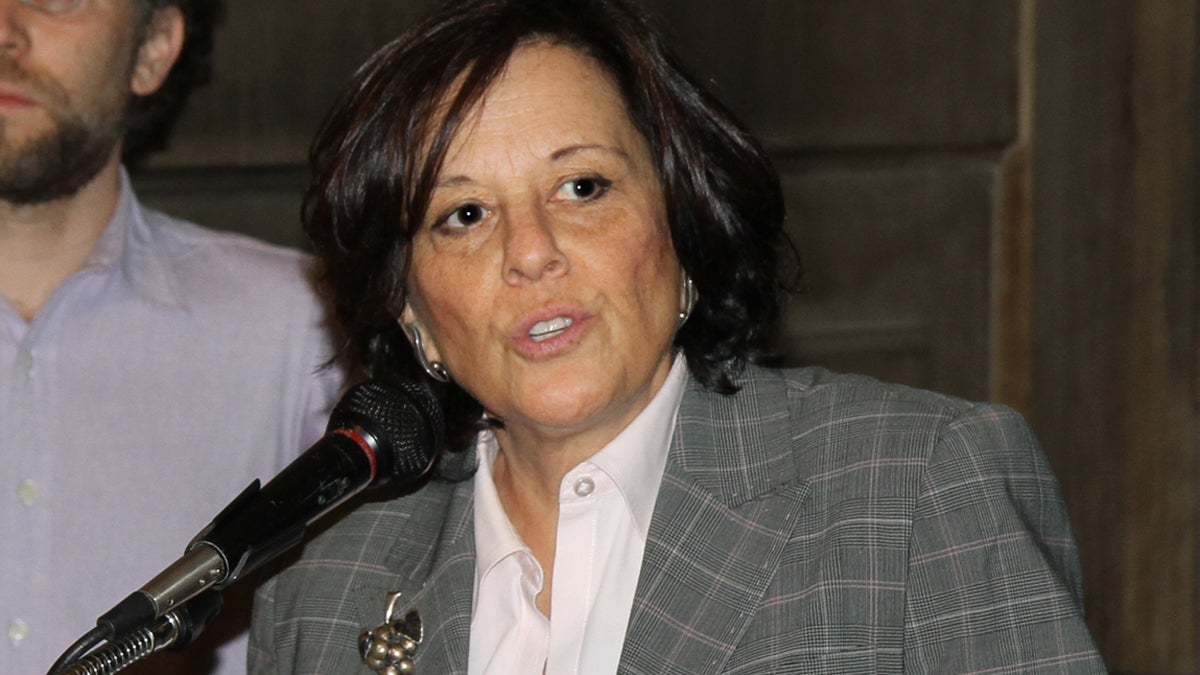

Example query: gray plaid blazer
[248,366,1105,673]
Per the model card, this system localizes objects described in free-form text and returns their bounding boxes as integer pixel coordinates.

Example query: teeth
[529,316,573,342]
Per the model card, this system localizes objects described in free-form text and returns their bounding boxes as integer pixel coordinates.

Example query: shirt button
[21,352,33,374]
[573,476,595,497]
[17,479,37,506]
[8,618,27,646]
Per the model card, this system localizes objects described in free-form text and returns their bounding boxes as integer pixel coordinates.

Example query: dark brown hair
[304,0,796,456]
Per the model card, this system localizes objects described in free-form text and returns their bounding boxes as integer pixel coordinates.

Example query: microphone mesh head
[327,379,444,485]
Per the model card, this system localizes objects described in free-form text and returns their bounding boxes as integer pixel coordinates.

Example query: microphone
[94,378,443,642]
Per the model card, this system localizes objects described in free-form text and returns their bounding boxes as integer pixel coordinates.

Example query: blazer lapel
[352,477,477,674]
[620,368,810,674]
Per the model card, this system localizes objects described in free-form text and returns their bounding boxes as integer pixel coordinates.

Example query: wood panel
[134,167,309,248]
[649,0,1017,150]
[1030,1,1199,671]
[641,0,1010,401]
[146,1,440,168]
[776,161,996,400]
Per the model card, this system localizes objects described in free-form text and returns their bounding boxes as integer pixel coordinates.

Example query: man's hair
[304,0,799,456]
[123,0,223,160]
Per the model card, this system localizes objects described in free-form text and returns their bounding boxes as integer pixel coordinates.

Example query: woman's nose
[502,208,568,284]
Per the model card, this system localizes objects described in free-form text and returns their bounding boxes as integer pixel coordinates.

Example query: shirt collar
[87,168,188,312]
[472,354,689,578]
[587,354,687,536]
[473,431,530,583]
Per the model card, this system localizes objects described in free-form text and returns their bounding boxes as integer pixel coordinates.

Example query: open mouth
[529,316,573,342]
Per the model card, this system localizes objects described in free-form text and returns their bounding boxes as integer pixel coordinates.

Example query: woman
[250,0,1105,672]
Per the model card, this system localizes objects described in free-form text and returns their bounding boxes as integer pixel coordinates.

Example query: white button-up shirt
[469,356,687,674]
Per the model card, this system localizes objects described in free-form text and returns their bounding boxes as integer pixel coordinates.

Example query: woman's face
[402,42,682,448]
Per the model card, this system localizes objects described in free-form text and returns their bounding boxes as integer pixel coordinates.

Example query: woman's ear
[398,308,450,382]
[130,6,185,97]
[399,303,418,332]
[398,305,443,364]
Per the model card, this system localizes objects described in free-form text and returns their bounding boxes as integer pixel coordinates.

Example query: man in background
[0,1,344,672]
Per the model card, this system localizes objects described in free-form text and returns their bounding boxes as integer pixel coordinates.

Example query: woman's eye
[556,177,611,201]
[442,203,489,229]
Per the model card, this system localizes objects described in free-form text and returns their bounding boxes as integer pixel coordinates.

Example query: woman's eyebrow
[433,175,474,189]
[434,144,634,187]
[550,143,631,163]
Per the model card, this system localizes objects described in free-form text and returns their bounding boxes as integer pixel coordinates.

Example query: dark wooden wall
[132,2,1199,672]
[1029,2,1198,670]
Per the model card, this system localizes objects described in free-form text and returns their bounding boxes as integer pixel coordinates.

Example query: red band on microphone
[331,427,377,481]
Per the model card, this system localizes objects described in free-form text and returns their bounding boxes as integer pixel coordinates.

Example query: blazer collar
[620,365,811,673]
[673,364,802,507]
[357,477,476,674]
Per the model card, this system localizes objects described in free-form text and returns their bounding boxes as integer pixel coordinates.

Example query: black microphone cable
[49,591,222,675]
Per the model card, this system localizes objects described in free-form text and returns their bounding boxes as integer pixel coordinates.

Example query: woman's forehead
[435,43,642,166]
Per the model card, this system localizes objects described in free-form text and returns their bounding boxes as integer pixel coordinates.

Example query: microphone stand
[48,379,442,674]
[48,591,222,675]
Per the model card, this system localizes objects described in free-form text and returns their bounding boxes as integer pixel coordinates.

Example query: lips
[513,307,590,356]
[529,316,573,342]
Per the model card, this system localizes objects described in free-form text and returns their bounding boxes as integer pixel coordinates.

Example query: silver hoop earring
[678,273,697,326]
[407,323,450,383]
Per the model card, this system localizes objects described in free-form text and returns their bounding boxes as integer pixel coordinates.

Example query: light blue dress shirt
[0,171,345,674]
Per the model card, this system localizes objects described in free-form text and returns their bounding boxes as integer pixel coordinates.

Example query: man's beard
[0,65,127,206]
